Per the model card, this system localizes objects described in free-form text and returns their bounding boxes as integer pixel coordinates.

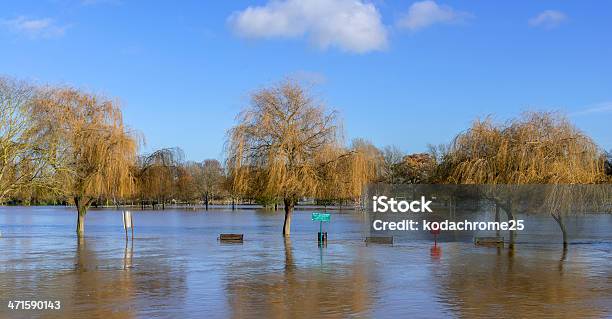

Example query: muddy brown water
[1,207,610,318]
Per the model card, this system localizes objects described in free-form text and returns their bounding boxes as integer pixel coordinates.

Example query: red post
[430,228,440,246]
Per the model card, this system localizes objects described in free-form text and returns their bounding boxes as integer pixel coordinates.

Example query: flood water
[1,206,611,318]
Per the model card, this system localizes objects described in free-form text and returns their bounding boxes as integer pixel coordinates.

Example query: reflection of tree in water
[26,238,188,319]
[60,237,138,318]
[226,239,373,318]
[435,248,608,318]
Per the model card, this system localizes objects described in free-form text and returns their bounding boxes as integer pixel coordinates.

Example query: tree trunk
[283,198,294,237]
[501,200,515,249]
[232,198,235,211]
[205,193,209,211]
[551,212,568,247]
[495,204,501,237]
[75,197,88,237]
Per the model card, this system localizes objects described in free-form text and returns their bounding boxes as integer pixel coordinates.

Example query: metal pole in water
[319,221,323,242]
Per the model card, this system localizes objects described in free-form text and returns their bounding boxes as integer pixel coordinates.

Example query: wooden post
[122,211,134,241]
[122,211,128,241]
[130,212,134,239]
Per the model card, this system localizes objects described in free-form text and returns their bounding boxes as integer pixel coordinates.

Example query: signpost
[311,212,331,222]
[312,212,330,245]
[122,211,134,241]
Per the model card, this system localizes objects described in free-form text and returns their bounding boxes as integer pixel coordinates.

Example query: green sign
[312,212,331,222]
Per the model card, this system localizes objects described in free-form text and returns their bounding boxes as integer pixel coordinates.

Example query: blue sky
[1,0,610,161]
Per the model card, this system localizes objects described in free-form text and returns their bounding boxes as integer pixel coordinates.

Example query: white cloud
[529,10,567,29]
[397,0,471,31]
[228,0,388,53]
[571,102,612,116]
[1,16,68,38]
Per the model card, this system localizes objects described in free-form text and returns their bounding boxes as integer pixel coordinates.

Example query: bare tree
[191,159,224,210]
[31,87,138,236]
[380,145,404,184]
[226,80,370,236]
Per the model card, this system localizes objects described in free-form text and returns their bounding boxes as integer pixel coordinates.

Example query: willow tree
[226,80,371,236]
[318,139,380,205]
[399,153,436,184]
[176,164,197,204]
[135,148,183,209]
[0,77,52,202]
[436,112,607,244]
[31,87,137,236]
[606,151,612,178]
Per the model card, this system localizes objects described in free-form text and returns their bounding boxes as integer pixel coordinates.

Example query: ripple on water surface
[0,207,610,318]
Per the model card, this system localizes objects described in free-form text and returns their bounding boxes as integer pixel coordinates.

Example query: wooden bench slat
[219,234,244,242]
[474,236,503,246]
[365,236,393,244]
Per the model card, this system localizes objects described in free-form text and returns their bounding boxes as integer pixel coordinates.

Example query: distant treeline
[1,76,611,209]
[1,76,611,236]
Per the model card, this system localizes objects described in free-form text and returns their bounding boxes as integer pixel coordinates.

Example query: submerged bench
[219,234,244,243]
[474,236,503,246]
[365,236,393,244]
